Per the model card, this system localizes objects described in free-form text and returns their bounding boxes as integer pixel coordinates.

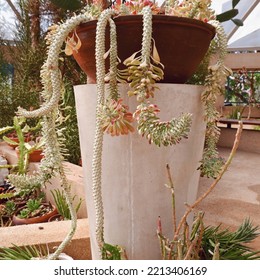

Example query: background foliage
[225,70,260,105]
[0,0,87,164]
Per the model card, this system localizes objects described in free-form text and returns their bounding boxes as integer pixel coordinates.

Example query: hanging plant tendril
[199,20,231,178]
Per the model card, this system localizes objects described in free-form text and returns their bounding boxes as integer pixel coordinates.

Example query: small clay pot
[12,203,58,225]
[7,137,19,149]
[28,149,44,162]
[6,134,31,149]
[15,147,44,162]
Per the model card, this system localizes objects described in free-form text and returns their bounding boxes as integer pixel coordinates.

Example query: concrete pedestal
[74,84,206,259]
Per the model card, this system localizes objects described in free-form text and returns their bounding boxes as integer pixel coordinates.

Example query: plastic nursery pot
[72,15,216,83]
[12,203,58,225]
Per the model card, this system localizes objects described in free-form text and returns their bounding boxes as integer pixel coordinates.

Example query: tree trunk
[28,0,41,50]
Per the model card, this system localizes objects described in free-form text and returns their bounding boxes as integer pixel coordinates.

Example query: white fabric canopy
[218,0,260,50]
[228,28,260,51]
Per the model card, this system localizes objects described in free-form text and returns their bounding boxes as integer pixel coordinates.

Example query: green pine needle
[201,218,260,260]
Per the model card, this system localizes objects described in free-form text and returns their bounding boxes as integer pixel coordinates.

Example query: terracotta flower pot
[28,149,44,162]
[7,137,19,149]
[15,147,44,162]
[12,203,58,225]
[72,15,215,83]
[6,134,31,149]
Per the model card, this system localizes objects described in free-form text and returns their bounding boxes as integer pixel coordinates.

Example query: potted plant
[0,200,16,227]
[12,197,57,225]
[49,188,83,221]
[15,138,45,163]
[0,179,54,227]
[50,0,242,82]
[10,0,242,259]
[0,116,40,149]
[0,116,44,173]
[3,132,31,150]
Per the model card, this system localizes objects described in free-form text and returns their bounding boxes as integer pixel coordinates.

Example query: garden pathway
[198,147,260,252]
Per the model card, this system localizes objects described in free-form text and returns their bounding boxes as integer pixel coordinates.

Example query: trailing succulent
[10,1,231,259]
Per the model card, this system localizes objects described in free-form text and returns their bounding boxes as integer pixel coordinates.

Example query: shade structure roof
[228,28,260,51]
[218,0,260,51]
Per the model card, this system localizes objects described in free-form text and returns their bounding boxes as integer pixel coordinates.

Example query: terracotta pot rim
[73,14,216,83]
[76,14,216,38]
[15,147,44,162]
[15,146,43,152]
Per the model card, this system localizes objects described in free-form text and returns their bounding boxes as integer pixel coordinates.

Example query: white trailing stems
[92,8,117,256]
[13,12,94,260]
[199,20,232,178]
[106,18,119,100]
[9,2,229,259]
